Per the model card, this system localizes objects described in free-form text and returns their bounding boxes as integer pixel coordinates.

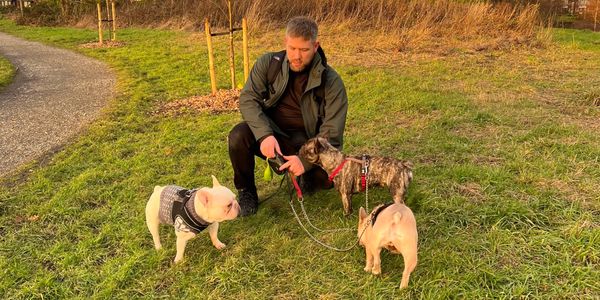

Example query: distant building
[0,1,15,7]
[0,0,34,7]
[564,0,590,14]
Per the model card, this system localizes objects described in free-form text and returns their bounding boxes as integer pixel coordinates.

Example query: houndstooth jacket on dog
[159,185,209,234]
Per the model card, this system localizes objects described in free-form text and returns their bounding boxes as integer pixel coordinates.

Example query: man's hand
[260,135,282,158]
[280,155,305,176]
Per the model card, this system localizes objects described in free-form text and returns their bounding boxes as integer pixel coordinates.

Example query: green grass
[0,16,599,299]
[0,54,15,90]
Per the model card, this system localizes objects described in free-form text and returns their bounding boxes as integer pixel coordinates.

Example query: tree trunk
[59,0,68,19]
[595,0,599,31]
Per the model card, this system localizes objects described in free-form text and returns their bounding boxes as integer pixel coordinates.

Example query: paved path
[0,32,115,177]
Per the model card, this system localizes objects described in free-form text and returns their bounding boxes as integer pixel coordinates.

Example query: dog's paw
[363,266,372,272]
[371,268,381,275]
[213,242,227,250]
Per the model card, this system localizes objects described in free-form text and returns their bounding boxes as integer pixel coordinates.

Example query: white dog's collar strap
[370,202,394,226]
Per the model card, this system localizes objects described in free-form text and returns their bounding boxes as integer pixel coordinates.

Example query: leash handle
[290,174,303,200]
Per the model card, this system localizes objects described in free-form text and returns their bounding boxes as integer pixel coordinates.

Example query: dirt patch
[152,89,240,116]
[454,182,486,203]
[79,41,126,49]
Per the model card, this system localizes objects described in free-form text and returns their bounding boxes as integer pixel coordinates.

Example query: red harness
[328,157,369,191]
[328,159,348,182]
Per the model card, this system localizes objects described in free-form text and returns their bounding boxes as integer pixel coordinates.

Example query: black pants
[228,122,331,191]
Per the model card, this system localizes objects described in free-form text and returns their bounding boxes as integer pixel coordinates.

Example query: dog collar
[328,159,348,182]
[370,203,394,226]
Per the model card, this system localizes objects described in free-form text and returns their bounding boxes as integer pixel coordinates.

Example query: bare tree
[594,0,599,30]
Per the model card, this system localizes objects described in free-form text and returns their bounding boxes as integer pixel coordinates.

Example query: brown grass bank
[8,0,549,54]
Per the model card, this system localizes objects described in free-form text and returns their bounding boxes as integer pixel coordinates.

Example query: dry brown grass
[78,41,126,48]
[83,0,548,55]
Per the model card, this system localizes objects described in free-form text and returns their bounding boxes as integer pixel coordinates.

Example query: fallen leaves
[152,89,240,116]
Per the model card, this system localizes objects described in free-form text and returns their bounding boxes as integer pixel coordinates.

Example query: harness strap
[360,154,370,191]
[370,203,394,226]
[328,159,348,182]
[264,50,286,100]
[172,189,210,234]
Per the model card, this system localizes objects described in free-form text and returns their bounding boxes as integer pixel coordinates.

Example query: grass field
[0,54,14,91]
[0,16,599,299]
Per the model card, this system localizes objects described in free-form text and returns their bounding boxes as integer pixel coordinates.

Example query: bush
[16,0,62,26]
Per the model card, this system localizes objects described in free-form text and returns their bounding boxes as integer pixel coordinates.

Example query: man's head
[285,16,319,72]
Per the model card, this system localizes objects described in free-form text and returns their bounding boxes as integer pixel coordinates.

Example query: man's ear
[313,41,320,54]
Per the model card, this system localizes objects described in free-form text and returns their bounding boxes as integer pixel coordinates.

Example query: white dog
[358,202,418,288]
[145,175,240,263]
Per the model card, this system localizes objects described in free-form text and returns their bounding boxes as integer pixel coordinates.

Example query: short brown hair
[286,16,318,41]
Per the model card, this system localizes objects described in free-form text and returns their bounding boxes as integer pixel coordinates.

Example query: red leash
[290,174,303,199]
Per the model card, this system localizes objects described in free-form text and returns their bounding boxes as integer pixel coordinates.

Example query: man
[228,16,348,216]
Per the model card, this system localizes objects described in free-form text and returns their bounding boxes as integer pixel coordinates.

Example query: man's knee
[228,122,254,150]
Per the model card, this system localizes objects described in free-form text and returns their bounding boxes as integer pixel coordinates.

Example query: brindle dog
[299,137,413,215]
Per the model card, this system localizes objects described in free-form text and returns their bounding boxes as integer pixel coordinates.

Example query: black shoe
[238,188,258,217]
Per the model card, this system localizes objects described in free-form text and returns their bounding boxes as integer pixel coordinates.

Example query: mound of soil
[79,41,126,48]
[153,89,240,116]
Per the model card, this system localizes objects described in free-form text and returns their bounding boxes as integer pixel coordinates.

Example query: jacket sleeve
[318,68,348,151]
[239,53,274,141]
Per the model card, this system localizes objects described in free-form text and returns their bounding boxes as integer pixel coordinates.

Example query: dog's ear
[359,207,367,221]
[316,137,328,152]
[308,138,321,153]
[196,189,209,206]
[211,175,221,187]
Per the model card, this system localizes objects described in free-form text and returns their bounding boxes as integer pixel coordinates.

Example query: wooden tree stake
[97,2,103,45]
[227,0,236,89]
[111,0,117,41]
[205,18,217,95]
[242,17,249,82]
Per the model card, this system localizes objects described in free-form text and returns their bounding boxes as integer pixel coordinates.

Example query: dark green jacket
[239,51,348,171]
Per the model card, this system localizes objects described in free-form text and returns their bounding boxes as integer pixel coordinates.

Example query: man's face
[285,35,319,72]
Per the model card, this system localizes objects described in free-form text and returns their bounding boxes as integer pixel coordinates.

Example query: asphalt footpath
[0,32,115,177]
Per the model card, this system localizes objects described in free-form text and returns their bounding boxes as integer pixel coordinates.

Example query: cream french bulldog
[358,203,418,289]
[145,175,240,263]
